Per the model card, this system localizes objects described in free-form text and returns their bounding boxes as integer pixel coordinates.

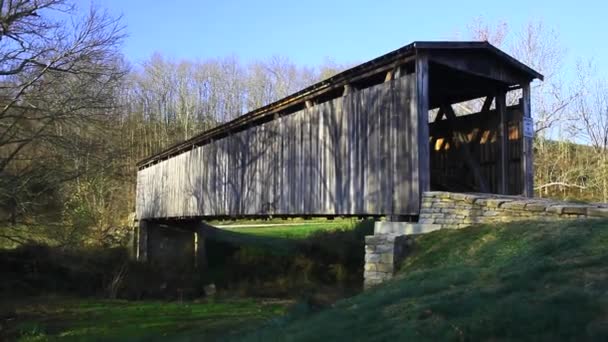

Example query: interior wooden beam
[384,70,393,82]
[343,84,353,96]
[434,108,445,123]
[481,95,494,113]
[442,104,489,193]
[393,65,402,79]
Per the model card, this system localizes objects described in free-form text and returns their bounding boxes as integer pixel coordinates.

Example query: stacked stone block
[363,191,608,289]
[419,191,608,229]
[364,234,412,289]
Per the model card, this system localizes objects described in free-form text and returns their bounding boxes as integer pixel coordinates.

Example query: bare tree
[509,21,579,135]
[122,53,350,162]
[570,63,608,201]
[463,18,577,135]
[0,0,126,225]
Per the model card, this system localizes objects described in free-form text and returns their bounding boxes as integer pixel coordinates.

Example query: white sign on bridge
[523,117,534,138]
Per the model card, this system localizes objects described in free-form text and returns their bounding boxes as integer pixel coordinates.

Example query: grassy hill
[243,219,608,341]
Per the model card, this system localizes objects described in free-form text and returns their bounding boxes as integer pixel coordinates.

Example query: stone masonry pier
[419,191,608,228]
[364,191,608,288]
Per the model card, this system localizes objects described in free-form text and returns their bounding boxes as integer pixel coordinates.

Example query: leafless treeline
[119,54,344,164]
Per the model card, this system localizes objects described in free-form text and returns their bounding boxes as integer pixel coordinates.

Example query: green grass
[1,297,288,341]
[207,217,345,226]
[220,219,360,239]
[242,219,608,341]
[207,218,363,254]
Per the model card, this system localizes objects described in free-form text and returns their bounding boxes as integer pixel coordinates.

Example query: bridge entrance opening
[426,61,530,196]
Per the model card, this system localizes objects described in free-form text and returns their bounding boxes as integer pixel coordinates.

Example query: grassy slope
[220,220,357,239]
[3,297,287,341]
[207,218,363,254]
[244,219,608,341]
[207,217,347,226]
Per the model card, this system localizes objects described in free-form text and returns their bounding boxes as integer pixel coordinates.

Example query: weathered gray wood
[393,76,418,213]
[380,81,390,212]
[343,84,353,96]
[522,83,534,197]
[496,91,508,194]
[136,220,149,262]
[415,53,430,209]
[366,84,380,213]
[136,76,419,219]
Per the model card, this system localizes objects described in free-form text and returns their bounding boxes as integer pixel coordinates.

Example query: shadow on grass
[204,219,374,300]
[202,223,301,255]
[0,219,376,341]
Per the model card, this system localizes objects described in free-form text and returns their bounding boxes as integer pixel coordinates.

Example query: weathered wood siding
[136,74,420,219]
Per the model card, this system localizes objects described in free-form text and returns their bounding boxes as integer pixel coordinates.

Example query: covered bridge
[134,41,543,264]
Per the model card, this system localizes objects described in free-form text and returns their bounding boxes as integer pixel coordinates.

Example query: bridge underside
[135,220,207,269]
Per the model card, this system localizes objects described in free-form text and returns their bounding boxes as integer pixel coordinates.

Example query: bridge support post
[136,220,204,270]
[364,232,414,289]
[364,220,441,289]
[194,225,208,270]
[136,220,149,262]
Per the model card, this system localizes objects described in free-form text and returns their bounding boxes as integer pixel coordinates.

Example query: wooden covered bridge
[134,41,543,265]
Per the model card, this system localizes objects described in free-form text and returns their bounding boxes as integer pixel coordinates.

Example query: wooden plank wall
[136,74,419,219]
[429,105,523,194]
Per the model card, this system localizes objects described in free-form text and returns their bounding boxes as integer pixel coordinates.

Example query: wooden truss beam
[442,104,489,193]
[481,95,494,113]
[434,107,445,123]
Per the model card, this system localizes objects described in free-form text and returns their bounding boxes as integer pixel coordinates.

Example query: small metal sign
[523,117,534,138]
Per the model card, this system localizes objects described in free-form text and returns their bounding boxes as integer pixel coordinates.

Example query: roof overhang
[413,41,543,81]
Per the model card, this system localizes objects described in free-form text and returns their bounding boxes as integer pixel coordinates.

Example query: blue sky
[91,0,606,75]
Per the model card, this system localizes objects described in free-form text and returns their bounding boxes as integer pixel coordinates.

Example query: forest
[0,0,607,249]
